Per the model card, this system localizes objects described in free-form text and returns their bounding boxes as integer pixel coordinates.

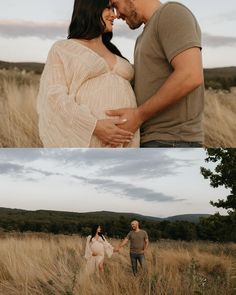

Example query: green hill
[166,214,210,223]
[0,207,208,224]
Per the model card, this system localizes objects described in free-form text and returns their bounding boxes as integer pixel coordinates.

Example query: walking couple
[37,0,204,148]
[84,220,149,275]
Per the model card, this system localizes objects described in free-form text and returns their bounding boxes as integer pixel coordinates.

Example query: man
[107,0,205,147]
[118,220,149,275]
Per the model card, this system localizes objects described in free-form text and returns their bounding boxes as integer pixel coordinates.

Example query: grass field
[0,69,236,147]
[0,233,235,295]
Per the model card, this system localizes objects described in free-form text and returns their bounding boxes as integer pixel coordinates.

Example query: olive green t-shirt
[134,2,204,144]
[126,230,148,254]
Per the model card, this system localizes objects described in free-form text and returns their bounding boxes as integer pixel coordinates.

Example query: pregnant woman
[37,0,139,147]
[85,225,115,273]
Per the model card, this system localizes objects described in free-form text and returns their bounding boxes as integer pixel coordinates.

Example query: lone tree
[200,148,236,213]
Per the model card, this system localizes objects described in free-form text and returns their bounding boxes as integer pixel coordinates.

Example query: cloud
[0,149,194,180]
[0,160,60,180]
[202,32,236,47]
[0,19,140,40]
[48,149,193,179]
[71,175,184,203]
[0,19,67,39]
[0,162,24,175]
[1,19,236,49]
[0,149,187,203]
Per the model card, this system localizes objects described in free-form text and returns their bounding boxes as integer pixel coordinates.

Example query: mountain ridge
[0,207,210,223]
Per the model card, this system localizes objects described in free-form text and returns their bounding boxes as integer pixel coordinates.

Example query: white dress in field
[85,235,113,274]
[37,39,140,147]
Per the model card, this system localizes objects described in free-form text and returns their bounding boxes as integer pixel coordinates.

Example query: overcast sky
[0,0,236,67]
[0,148,228,218]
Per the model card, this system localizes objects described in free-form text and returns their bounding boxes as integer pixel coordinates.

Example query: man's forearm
[138,68,203,123]
[119,238,128,249]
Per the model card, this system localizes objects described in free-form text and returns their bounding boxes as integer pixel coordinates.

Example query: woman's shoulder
[49,39,67,51]
[49,39,87,54]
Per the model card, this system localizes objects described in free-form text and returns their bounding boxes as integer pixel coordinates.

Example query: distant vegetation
[204,67,236,90]
[0,207,235,242]
[0,60,44,75]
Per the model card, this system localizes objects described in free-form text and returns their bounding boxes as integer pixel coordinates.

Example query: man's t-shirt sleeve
[157,3,202,63]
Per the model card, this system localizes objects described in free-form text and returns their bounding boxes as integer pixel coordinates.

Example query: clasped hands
[93,108,143,147]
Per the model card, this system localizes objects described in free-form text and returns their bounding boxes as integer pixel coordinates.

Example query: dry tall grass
[0,69,235,147]
[0,70,42,147]
[203,88,236,147]
[0,233,235,295]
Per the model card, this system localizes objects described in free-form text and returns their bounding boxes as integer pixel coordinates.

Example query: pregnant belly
[75,76,137,119]
[91,242,104,256]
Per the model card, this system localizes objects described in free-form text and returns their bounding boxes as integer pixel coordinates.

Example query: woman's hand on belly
[94,118,134,147]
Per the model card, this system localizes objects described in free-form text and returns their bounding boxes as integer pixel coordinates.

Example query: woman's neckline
[69,38,118,72]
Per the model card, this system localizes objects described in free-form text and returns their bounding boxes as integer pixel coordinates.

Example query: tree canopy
[201,148,236,212]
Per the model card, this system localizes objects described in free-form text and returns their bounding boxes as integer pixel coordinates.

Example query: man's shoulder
[148,2,191,27]
[140,229,147,234]
[140,229,148,237]
[162,2,191,11]
[159,1,195,19]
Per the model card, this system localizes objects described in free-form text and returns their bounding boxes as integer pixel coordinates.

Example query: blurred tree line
[204,67,236,90]
[0,210,234,242]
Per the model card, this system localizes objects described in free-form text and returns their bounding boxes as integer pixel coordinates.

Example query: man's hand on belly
[106,108,143,133]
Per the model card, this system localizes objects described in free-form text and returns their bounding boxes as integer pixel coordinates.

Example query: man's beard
[123,3,142,29]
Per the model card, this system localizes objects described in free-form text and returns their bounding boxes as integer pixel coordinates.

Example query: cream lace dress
[37,39,140,147]
[84,235,113,274]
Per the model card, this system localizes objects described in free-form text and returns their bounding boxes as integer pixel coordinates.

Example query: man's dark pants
[130,253,146,275]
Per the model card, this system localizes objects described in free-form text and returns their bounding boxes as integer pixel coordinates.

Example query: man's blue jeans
[130,253,146,275]
[141,140,203,148]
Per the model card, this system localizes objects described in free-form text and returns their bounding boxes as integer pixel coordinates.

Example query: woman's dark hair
[68,0,125,59]
[90,224,105,242]
[102,32,126,59]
